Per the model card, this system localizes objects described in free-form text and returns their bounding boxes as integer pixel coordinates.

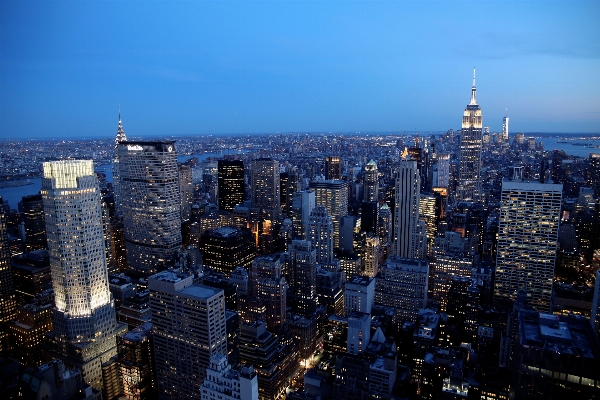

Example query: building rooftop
[121,322,153,342]
[150,270,189,284]
[180,284,221,299]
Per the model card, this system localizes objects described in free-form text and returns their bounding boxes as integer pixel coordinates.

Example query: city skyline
[1,1,599,139]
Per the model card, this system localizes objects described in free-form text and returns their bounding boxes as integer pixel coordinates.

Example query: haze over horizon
[1,1,599,139]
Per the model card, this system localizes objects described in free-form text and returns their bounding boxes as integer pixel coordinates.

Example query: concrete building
[200,353,258,400]
[149,271,227,399]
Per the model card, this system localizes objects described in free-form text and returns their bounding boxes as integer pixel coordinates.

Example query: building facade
[118,141,182,272]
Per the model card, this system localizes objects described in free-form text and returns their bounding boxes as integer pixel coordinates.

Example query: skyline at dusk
[1,1,600,139]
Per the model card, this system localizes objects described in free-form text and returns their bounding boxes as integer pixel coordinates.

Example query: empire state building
[457,69,483,202]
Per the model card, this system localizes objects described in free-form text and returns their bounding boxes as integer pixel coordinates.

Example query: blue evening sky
[1,1,599,139]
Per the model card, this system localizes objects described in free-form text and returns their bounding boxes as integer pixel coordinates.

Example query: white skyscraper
[291,190,315,240]
[393,159,425,259]
[494,169,562,312]
[42,160,119,391]
[457,69,483,202]
[502,113,509,142]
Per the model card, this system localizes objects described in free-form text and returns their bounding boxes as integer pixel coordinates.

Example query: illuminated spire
[469,67,477,105]
[115,107,127,149]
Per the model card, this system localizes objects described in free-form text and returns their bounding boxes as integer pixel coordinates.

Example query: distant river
[0,151,236,211]
[537,137,600,158]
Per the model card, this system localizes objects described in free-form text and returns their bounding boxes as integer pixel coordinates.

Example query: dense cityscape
[0,72,599,400]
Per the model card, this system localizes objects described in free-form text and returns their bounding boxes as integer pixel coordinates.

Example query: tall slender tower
[250,158,280,210]
[0,197,16,355]
[457,69,483,202]
[308,205,334,266]
[41,160,119,390]
[392,159,425,259]
[494,167,562,312]
[113,111,127,216]
[118,141,182,272]
[363,160,379,202]
[502,111,509,142]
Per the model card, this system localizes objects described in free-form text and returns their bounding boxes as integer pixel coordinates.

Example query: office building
[511,311,600,399]
[432,253,473,312]
[10,249,51,307]
[200,226,256,278]
[588,153,600,198]
[325,156,341,180]
[200,353,258,400]
[363,160,379,202]
[118,322,156,400]
[393,159,426,259]
[502,113,509,142]
[246,254,287,330]
[309,179,348,248]
[494,172,562,312]
[8,302,53,367]
[375,257,429,324]
[41,160,119,390]
[288,241,317,317]
[291,190,316,240]
[118,141,182,272]
[218,160,245,211]
[308,205,334,266]
[113,111,127,217]
[179,164,193,221]
[0,197,16,356]
[149,271,227,400]
[457,69,483,202]
[280,170,298,215]
[238,321,297,400]
[363,235,380,277]
[250,158,280,210]
[344,275,374,316]
[21,194,47,251]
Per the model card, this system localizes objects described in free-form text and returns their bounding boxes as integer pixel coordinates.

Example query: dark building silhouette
[218,159,245,211]
[21,194,47,251]
[200,226,256,278]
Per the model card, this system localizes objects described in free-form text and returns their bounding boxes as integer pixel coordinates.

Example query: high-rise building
[309,179,348,248]
[248,254,287,330]
[200,354,258,400]
[8,302,53,367]
[457,69,483,202]
[21,194,47,251]
[290,190,315,240]
[118,322,156,400]
[41,160,120,390]
[494,171,562,312]
[392,159,425,259]
[588,153,600,198]
[250,158,280,210]
[10,250,51,307]
[149,271,227,400]
[374,257,429,324]
[308,205,334,265]
[113,111,127,217]
[288,241,317,317]
[363,235,380,277]
[363,160,379,202]
[279,170,298,216]
[502,113,509,142]
[592,270,600,338]
[0,197,16,356]
[344,275,374,316]
[118,141,182,272]
[179,164,193,221]
[325,156,341,180]
[218,160,245,211]
[200,226,256,278]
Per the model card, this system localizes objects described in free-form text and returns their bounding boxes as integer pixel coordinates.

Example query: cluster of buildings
[1,72,600,400]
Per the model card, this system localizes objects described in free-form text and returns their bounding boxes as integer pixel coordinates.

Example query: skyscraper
[0,197,16,355]
[250,158,280,210]
[290,190,315,240]
[457,69,483,202]
[113,111,127,217]
[363,160,379,202]
[117,141,182,272]
[494,169,562,312]
[309,179,348,248]
[588,153,600,198]
[21,194,47,251]
[308,205,334,265]
[392,159,425,259]
[288,241,317,317]
[41,160,119,390]
[502,113,509,142]
[149,271,227,399]
[325,156,341,180]
[218,159,245,211]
